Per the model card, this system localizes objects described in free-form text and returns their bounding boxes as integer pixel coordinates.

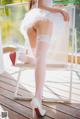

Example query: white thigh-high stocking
[35,40,49,102]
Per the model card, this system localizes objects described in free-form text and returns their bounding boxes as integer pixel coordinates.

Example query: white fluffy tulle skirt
[20,8,45,35]
[20,8,69,42]
[20,8,69,56]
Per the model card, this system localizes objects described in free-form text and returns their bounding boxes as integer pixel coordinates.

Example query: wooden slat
[68,54,80,64]
[15,63,67,69]
[0,79,53,119]
[1,73,79,103]
[0,77,33,98]
[0,86,60,119]
[45,103,80,119]
[0,84,77,119]
[3,47,16,53]
[1,105,51,119]
[2,70,80,102]
[0,95,33,119]
[1,105,28,119]
[45,83,80,101]
[0,77,79,119]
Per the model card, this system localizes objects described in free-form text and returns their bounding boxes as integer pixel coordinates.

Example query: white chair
[13,6,76,103]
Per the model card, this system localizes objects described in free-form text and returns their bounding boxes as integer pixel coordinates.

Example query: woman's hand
[60,10,69,22]
[38,0,69,22]
[51,8,69,22]
[53,5,69,22]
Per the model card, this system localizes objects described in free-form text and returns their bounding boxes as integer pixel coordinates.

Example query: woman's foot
[31,97,46,117]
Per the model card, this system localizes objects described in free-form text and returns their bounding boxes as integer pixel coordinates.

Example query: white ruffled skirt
[20,8,46,35]
[20,8,69,57]
[20,8,69,42]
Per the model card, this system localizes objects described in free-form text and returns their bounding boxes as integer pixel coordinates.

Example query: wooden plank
[3,47,16,53]
[45,83,80,101]
[0,74,32,92]
[0,76,72,101]
[0,73,79,101]
[0,95,33,119]
[1,71,80,93]
[0,81,78,119]
[0,87,57,119]
[0,71,80,102]
[68,54,80,64]
[0,71,19,82]
[0,71,80,118]
[0,95,54,119]
[45,103,80,119]
[1,105,51,119]
[1,105,28,119]
[0,88,77,119]
[15,63,66,69]
[0,82,53,119]
[2,105,56,119]
[2,70,79,95]
[0,78,33,98]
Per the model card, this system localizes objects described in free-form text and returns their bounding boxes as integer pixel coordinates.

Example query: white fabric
[20,1,68,57]
[20,8,64,37]
[20,8,44,34]
[20,0,53,34]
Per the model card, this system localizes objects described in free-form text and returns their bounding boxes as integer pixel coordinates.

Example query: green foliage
[53,0,80,5]
[1,0,30,4]
[0,0,30,16]
[0,0,29,45]
[0,8,5,16]
[1,0,13,4]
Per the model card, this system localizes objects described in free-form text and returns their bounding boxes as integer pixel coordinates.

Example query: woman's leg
[35,20,53,102]
[27,27,37,55]
[35,40,49,102]
[18,27,37,64]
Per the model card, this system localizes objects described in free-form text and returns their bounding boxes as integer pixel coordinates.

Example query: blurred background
[0,0,80,53]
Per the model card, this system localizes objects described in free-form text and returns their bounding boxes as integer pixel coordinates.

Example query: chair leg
[68,6,75,102]
[14,68,22,98]
[69,64,73,103]
[14,67,33,100]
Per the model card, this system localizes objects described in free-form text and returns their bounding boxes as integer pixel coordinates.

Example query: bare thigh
[36,19,53,36]
[34,19,53,59]
[27,27,37,48]
[27,19,53,48]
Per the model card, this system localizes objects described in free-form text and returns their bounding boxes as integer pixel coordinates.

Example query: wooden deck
[0,54,80,119]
